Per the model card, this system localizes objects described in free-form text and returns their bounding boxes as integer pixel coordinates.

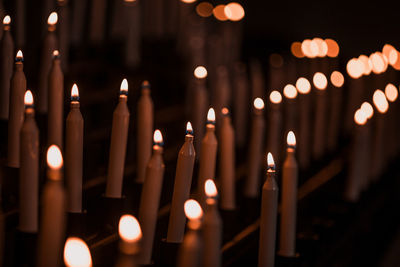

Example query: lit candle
[219,108,235,210]
[16,0,25,47]
[359,102,373,191]
[138,130,165,264]
[327,71,345,152]
[66,84,84,213]
[0,15,14,120]
[38,12,58,114]
[136,80,154,184]
[295,77,311,169]
[283,84,298,136]
[116,214,142,267]
[203,179,222,267]
[250,60,265,100]
[63,237,92,267]
[244,98,265,198]
[124,0,141,68]
[48,50,64,149]
[89,0,107,43]
[58,0,70,71]
[37,145,66,267]
[213,66,230,125]
[198,108,218,206]
[167,122,196,243]
[19,90,39,233]
[266,91,282,167]
[259,153,278,267]
[7,50,26,168]
[105,79,130,198]
[278,131,298,257]
[177,199,203,267]
[233,63,248,148]
[312,72,328,160]
[384,83,398,159]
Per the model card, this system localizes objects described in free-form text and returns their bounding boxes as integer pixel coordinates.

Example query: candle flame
[47,12,58,25]
[222,107,230,115]
[120,79,128,94]
[287,131,296,147]
[382,44,396,61]
[309,40,319,58]
[71,84,79,98]
[373,90,389,114]
[184,199,203,220]
[358,55,372,75]
[325,39,339,58]
[330,71,344,87]
[313,38,328,57]
[354,109,367,125]
[385,83,398,102]
[370,52,387,74]
[46,145,63,170]
[361,102,374,119]
[346,58,364,79]
[181,0,196,3]
[301,39,313,58]
[313,72,328,90]
[213,5,228,21]
[24,90,34,106]
[186,122,193,135]
[389,49,398,65]
[269,90,282,104]
[3,15,11,25]
[196,2,213,17]
[53,50,60,57]
[153,129,163,144]
[283,84,298,99]
[224,2,245,21]
[118,215,142,243]
[253,97,265,110]
[64,237,92,267]
[267,152,275,169]
[205,179,218,198]
[295,77,311,94]
[291,42,305,58]
[16,50,23,59]
[207,108,216,123]
[194,66,207,79]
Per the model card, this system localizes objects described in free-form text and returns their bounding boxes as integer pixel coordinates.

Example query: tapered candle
[198,108,218,205]
[138,130,165,264]
[278,131,298,257]
[7,50,26,168]
[266,91,282,167]
[116,214,142,267]
[177,199,203,267]
[244,98,265,198]
[63,237,92,267]
[136,81,154,183]
[105,79,130,198]
[0,15,14,120]
[295,77,311,169]
[312,72,328,160]
[66,84,84,213]
[259,153,278,267]
[219,108,235,210]
[203,179,222,267]
[38,12,58,114]
[37,145,66,267]
[19,90,39,233]
[283,84,298,135]
[48,50,64,149]
[167,122,196,243]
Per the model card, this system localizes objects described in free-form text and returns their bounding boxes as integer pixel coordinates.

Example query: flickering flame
[120,79,128,94]
[373,90,389,114]
[283,84,298,99]
[385,83,398,102]
[47,145,63,170]
[296,77,311,94]
[267,152,275,168]
[291,42,304,58]
[269,91,282,104]
[24,90,34,106]
[330,71,344,87]
[207,108,216,122]
[346,58,363,79]
[253,98,265,110]
[16,50,23,59]
[370,52,387,74]
[361,102,374,119]
[118,215,142,243]
[313,72,328,90]
[153,130,163,144]
[186,122,193,134]
[194,66,207,79]
[301,39,312,58]
[196,2,213,17]
[64,237,92,267]
[213,5,228,21]
[3,15,11,25]
[325,39,339,58]
[358,55,372,75]
[205,179,218,198]
[354,109,367,125]
[184,199,203,220]
[47,12,58,25]
[71,84,79,98]
[224,2,245,21]
[287,131,296,146]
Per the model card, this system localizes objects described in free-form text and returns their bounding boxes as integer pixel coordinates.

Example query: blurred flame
[269,90,282,104]
[47,12,58,25]
[291,42,304,58]
[301,39,313,58]
[53,50,59,57]
[205,179,218,198]
[389,49,398,66]
[373,90,389,114]
[361,102,374,119]
[253,98,265,110]
[283,84,298,99]
[382,44,396,60]
[120,79,128,93]
[267,152,275,168]
[309,40,319,58]
[325,39,339,58]
[47,145,63,170]
[118,215,142,243]
[186,122,193,134]
[181,0,196,3]
[330,71,344,87]
[184,199,203,220]
[71,84,79,98]
[3,15,11,25]
[296,77,311,94]
[153,130,163,144]
[207,108,216,122]
[370,52,387,74]
[313,72,328,90]
[213,5,228,21]
[354,109,367,125]
[287,131,296,146]
[346,58,363,79]
[194,66,207,79]
[313,38,328,57]
[64,237,92,267]
[224,2,245,21]
[221,107,229,115]
[24,90,34,106]
[358,55,372,75]
[196,2,213,17]
[385,83,398,102]
[16,50,23,59]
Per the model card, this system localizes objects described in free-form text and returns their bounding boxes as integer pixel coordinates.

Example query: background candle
[312,72,328,160]
[167,122,196,243]
[0,15,14,120]
[63,237,92,267]
[327,71,345,152]
[58,0,70,71]
[283,84,298,136]
[16,0,25,47]
[116,214,142,267]
[233,63,248,148]
[124,0,141,68]
[266,91,282,167]
[89,0,107,43]
[295,77,311,169]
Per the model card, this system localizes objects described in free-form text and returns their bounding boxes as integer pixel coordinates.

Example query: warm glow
[196,2,213,17]
[291,42,304,58]
[153,129,163,144]
[309,39,319,58]
[253,98,265,110]
[382,44,396,60]
[373,90,389,114]
[207,108,216,123]
[194,66,207,79]
[389,50,399,66]
[213,5,228,21]
[385,83,398,102]
[358,55,372,75]
[301,39,313,58]
[224,2,245,21]
[222,107,229,115]
[47,145,63,170]
[267,152,275,168]
[330,71,344,87]
[205,179,218,198]
[354,109,367,125]
[287,131,296,146]
[3,15,11,25]
[269,91,282,104]
[64,237,92,267]
[370,52,387,74]
[313,72,328,90]
[283,84,298,99]
[361,102,374,119]
[346,58,364,79]
[313,38,328,57]
[71,84,79,98]
[296,77,311,94]
[325,39,339,58]
[16,50,23,59]
[120,79,128,93]
[118,215,142,243]
[53,50,59,57]
[47,12,58,25]
[24,90,34,106]
[184,199,203,220]
[181,0,196,3]
[186,122,193,135]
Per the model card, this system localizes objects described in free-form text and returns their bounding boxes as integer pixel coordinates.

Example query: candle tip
[48,12,58,25]
[207,108,216,124]
[194,66,208,79]
[120,79,128,95]
[295,77,311,94]
[15,50,24,62]
[3,15,11,25]
[71,84,80,101]
[118,215,142,243]
[253,98,264,110]
[313,72,328,90]
[267,152,275,170]
[46,145,63,170]
[330,71,344,88]
[205,179,218,198]
[64,237,92,267]
[385,83,398,102]
[53,50,60,59]
[141,80,151,89]
[373,89,389,114]
[153,129,164,146]
[24,90,34,107]
[361,102,374,119]
[283,84,298,99]
[186,122,194,135]
[184,199,203,220]
[354,109,367,125]
[287,131,296,148]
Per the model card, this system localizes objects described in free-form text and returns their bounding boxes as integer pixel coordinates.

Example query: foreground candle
[65,84,84,213]
[0,15,14,120]
[138,130,165,264]
[167,122,196,243]
[37,145,66,267]
[266,91,282,167]
[63,237,92,267]
[105,79,130,198]
[19,90,39,233]
[116,214,142,267]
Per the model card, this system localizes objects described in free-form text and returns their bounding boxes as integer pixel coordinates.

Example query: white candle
[89,0,107,43]
[16,0,25,47]
[283,84,298,135]
[295,77,311,169]
[0,15,14,120]
[116,214,142,267]
[312,72,328,160]
[327,71,345,152]
[124,0,141,68]
[233,63,248,148]
[63,237,92,267]
[58,0,70,71]
[266,91,282,167]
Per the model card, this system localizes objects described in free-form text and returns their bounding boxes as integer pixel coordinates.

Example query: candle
[38,12,58,114]
[0,15,14,120]
[63,237,92,267]
[219,108,235,210]
[203,179,222,267]
[278,131,298,257]
[116,214,142,267]
[19,90,39,233]
[89,0,107,43]
[167,122,196,243]
[48,50,64,149]
[312,72,328,160]
[66,84,84,213]
[124,0,141,68]
[233,63,248,148]
[70,0,87,46]
[177,199,203,267]
[244,98,265,198]
[16,0,25,47]
[37,145,66,267]
[359,102,373,191]
[213,66,230,125]
[250,60,265,100]
[197,108,218,205]
[136,80,154,184]
[384,83,398,159]
[327,71,345,152]
[58,0,70,71]
[295,77,311,169]
[266,91,282,167]
[105,79,130,198]
[283,84,298,135]
[138,130,165,264]
[7,50,26,168]
[259,153,278,267]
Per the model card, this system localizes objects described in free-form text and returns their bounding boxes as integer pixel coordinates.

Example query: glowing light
[309,39,319,58]
[370,52,387,74]
[222,107,230,115]
[224,2,245,21]
[196,2,213,17]
[301,39,313,58]
[269,91,282,104]
[373,90,389,114]
[71,84,79,98]
[213,5,228,21]
[205,179,218,198]
[385,83,398,102]
[346,58,364,79]
[47,145,63,170]
[194,66,207,79]
[24,90,34,106]
[313,72,328,90]
[3,15,11,25]
[53,50,59,57]
[120,79,128,94]
[269,53,283,68]
[186,122,193,135]
[325,39,339,58]
[181,0,196,3]
[207,108,216,123]
[287,131,296,147]
[313,38,328,57]
[283,84,298,99]
[64,237,92,267]
[184,199,203,220]
[358,55,372,75]
[361,102,374,119]
[291,42,304,58]
[330,71,344,87]
[382,44,396,60]
[153,129,163,144]
[118,215,142,243]
[253,98,265,110]
[296,77,311,94]
[47,12,58,25]
[267,152,275,168]
[389,50,398,65]
[354,109,367,125]
[16,50,23,59]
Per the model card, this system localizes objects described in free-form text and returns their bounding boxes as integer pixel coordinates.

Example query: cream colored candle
[16,0,25,47]
[58,0,70,71]
[63,237,92,267]
[136,81,154,184]
[266,91,282,167]
[295,77,311,169]
[89,0,107,43]
[327,71,345,152]
[65,84,84,213]
[116,214,142,267]
[283,84,298,135]
[124,0,141,68]
[167,122,196,243]
[138,130,165,265]
[105,79,130,198]
[19,90,39,233]
[233,63,248,148]
[7,51,26,168]
[312,72,328,160]
[0,15,14,120]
